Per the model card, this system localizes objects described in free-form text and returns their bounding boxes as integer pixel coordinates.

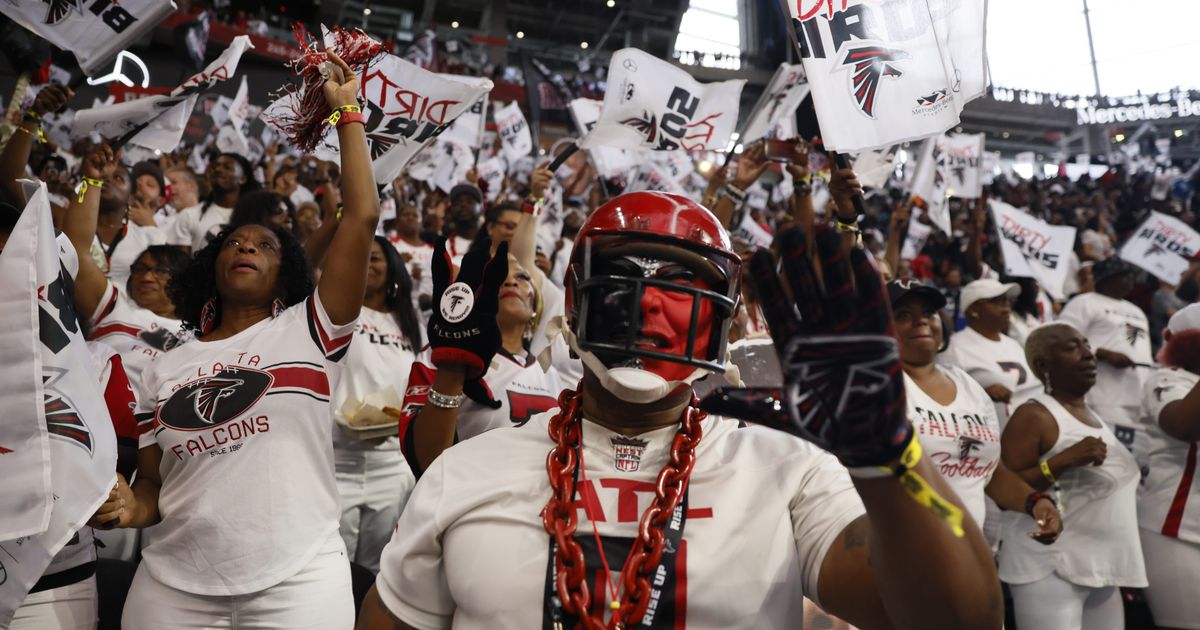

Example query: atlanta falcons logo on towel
[619,110,659,145]
[43,366,93,455]
[41,0,83,25]
[841,46,909,118]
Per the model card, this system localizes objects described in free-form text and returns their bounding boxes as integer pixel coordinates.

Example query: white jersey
[1057,292,1152,416]
[375,412,866,629]
[399,349,563,470]
[998,394,1146,588]
[940,326,1041,428]
[332,308,418,452]
[165,202,232,251]
[94,223,167,290]
[904,366,1002,527]
[446,234,473,267]
[88,280,188,390]
[1139,368,1200,545]
[389,236,434,313]
[135,290,354,596]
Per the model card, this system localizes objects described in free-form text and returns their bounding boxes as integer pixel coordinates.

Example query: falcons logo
[841,46,909,118]
[367,134,402,160]
[951,165,967,184]
[42,367,93,455]
[619,111,658,145]
[1144,243,1166,257]
[958,436,983,461]
[1125,324,1146,346]
[187,378,245,425]
[764,89,790,124]
[41,0,83,25]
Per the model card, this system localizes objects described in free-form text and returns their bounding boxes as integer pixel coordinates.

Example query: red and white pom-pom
[263,24,384,152]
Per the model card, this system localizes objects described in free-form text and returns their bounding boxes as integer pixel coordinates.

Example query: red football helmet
[565,191,742,374]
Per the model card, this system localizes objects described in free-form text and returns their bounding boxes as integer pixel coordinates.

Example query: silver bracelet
[427,389,466,409]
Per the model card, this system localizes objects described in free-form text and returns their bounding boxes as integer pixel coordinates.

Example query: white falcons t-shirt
[135,290,355,596]
[332,308,418,451]
[1140,367,1200,544]
[375,413,866,629]
[1057,292,1152,413]
[904,366,1002,527]
[940,326,1041,428]
[165,202,232,251]
[88,280,188,390]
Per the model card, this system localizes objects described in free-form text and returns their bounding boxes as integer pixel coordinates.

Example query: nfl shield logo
[610,435,648,473]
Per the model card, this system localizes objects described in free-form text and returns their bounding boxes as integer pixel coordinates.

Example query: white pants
[1009,573,1124,630]
[120,534,353,629]
[1140,528,1200,629]
[334,446,414,574]
[9,575,97,630]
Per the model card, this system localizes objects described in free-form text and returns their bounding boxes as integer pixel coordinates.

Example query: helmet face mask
[569,212,741,378]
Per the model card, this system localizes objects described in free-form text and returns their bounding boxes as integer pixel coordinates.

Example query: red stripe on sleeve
[308,297,352,355]
[1163,443,1198,537]
[90,322,143,340]
[102,356,138,441]
[92,285,120,328]
[266,366,331,396]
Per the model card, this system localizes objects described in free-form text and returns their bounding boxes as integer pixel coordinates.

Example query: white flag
[652,151,697,184]
[475,156,507,202]
[852,146,898,189]
[941,133,985,198]
[990,200,1076,300]
[732,213,774,249]
[1119,211,1200,284]
[740,62,810,142]
[786,0,989,151]
[72,36,254,151]
[0,0,175,76]
[625,162,686,196]
[0,184,117,626]
[495,101,533,162]
[439,92,488,149]
[266,53,493,184]
[901,211,933,260]
[228,75,251,131]
[567,98,638,178]
[908,138,949,233]
[580,48,743,152]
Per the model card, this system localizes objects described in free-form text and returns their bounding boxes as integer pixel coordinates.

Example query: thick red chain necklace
[541,387,705,629]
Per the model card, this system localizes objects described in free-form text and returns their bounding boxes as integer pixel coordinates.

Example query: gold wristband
[77,177,104,202]
[850,434,966,538]
[1040,459,1057,484]
[326,104,363,126]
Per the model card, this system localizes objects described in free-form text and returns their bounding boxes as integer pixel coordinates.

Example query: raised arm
[710,141,769,228]
[63,143,120,321]
[966,196,986,278]
[883,199,911,275]
[316,52,381,325]
[0,84,72,207]
[511,165,552,280]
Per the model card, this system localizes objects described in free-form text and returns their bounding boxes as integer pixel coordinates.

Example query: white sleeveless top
[997,393,1146,588]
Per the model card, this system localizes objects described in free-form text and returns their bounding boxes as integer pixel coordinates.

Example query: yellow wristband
[1040,459,1057,484]
[16,124,46,144]
[877,435,966,538]
[77,177,104,203]
[326,104,363,126]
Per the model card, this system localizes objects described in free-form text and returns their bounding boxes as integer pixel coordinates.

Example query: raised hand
[428,235,509,380]
[700,225,911,467]
[321,51,360,110]
[31,84,73,117]
[81,143,121,182]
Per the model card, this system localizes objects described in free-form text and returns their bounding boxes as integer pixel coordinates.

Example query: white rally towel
[71,36,254,151]
[908,137,950,234]
[0,0,176,76]
[786,0,989,151]
[852,146,898,189]
[0,183,117,627]
[580,48,743,152]
[624,161,687,196]
[266,53,493,185]
[1119,211,1200,284]
[740,62,810,142]
[439,91,488,149]
[732,213,774,249]
[495,101,533,162]
[990,200,1076,300]
[901,211,933,260]
[941,133,985,198]
[567,98,638,179]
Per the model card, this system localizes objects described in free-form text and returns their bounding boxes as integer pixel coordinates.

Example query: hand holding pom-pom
[321,51,359,111]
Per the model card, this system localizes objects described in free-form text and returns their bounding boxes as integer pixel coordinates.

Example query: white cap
[1168,303,1200,335]
[960,279,1021,313]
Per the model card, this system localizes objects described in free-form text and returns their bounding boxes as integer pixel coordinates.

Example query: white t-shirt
[97,223,167,290]
[135,291,355,596]
[165,202,232,251]
[332,308,418,452]
[941,326,1041,428]
[904,366,1002,527]
[446,234,473,267]
[1057,292,1152,415]
[389,236,435,313]
[375,412,866,629]
[1139,367,1200,545]
[88,280,188,390]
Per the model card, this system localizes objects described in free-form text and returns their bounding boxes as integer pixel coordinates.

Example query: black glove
[428,236,509,381]
[700,225,911,467]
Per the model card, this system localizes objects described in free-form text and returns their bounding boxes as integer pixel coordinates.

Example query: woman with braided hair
[357,191,1001,629]
[95,52,380,630]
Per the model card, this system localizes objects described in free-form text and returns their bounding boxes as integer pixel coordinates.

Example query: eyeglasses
[130,264,172,276]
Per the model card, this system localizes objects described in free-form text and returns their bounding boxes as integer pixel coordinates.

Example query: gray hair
[1024,322,1080,383]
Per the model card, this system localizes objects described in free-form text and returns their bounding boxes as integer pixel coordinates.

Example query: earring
[1043,373,1054,395]
[200,297,218,335]
[272,298,287,319]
